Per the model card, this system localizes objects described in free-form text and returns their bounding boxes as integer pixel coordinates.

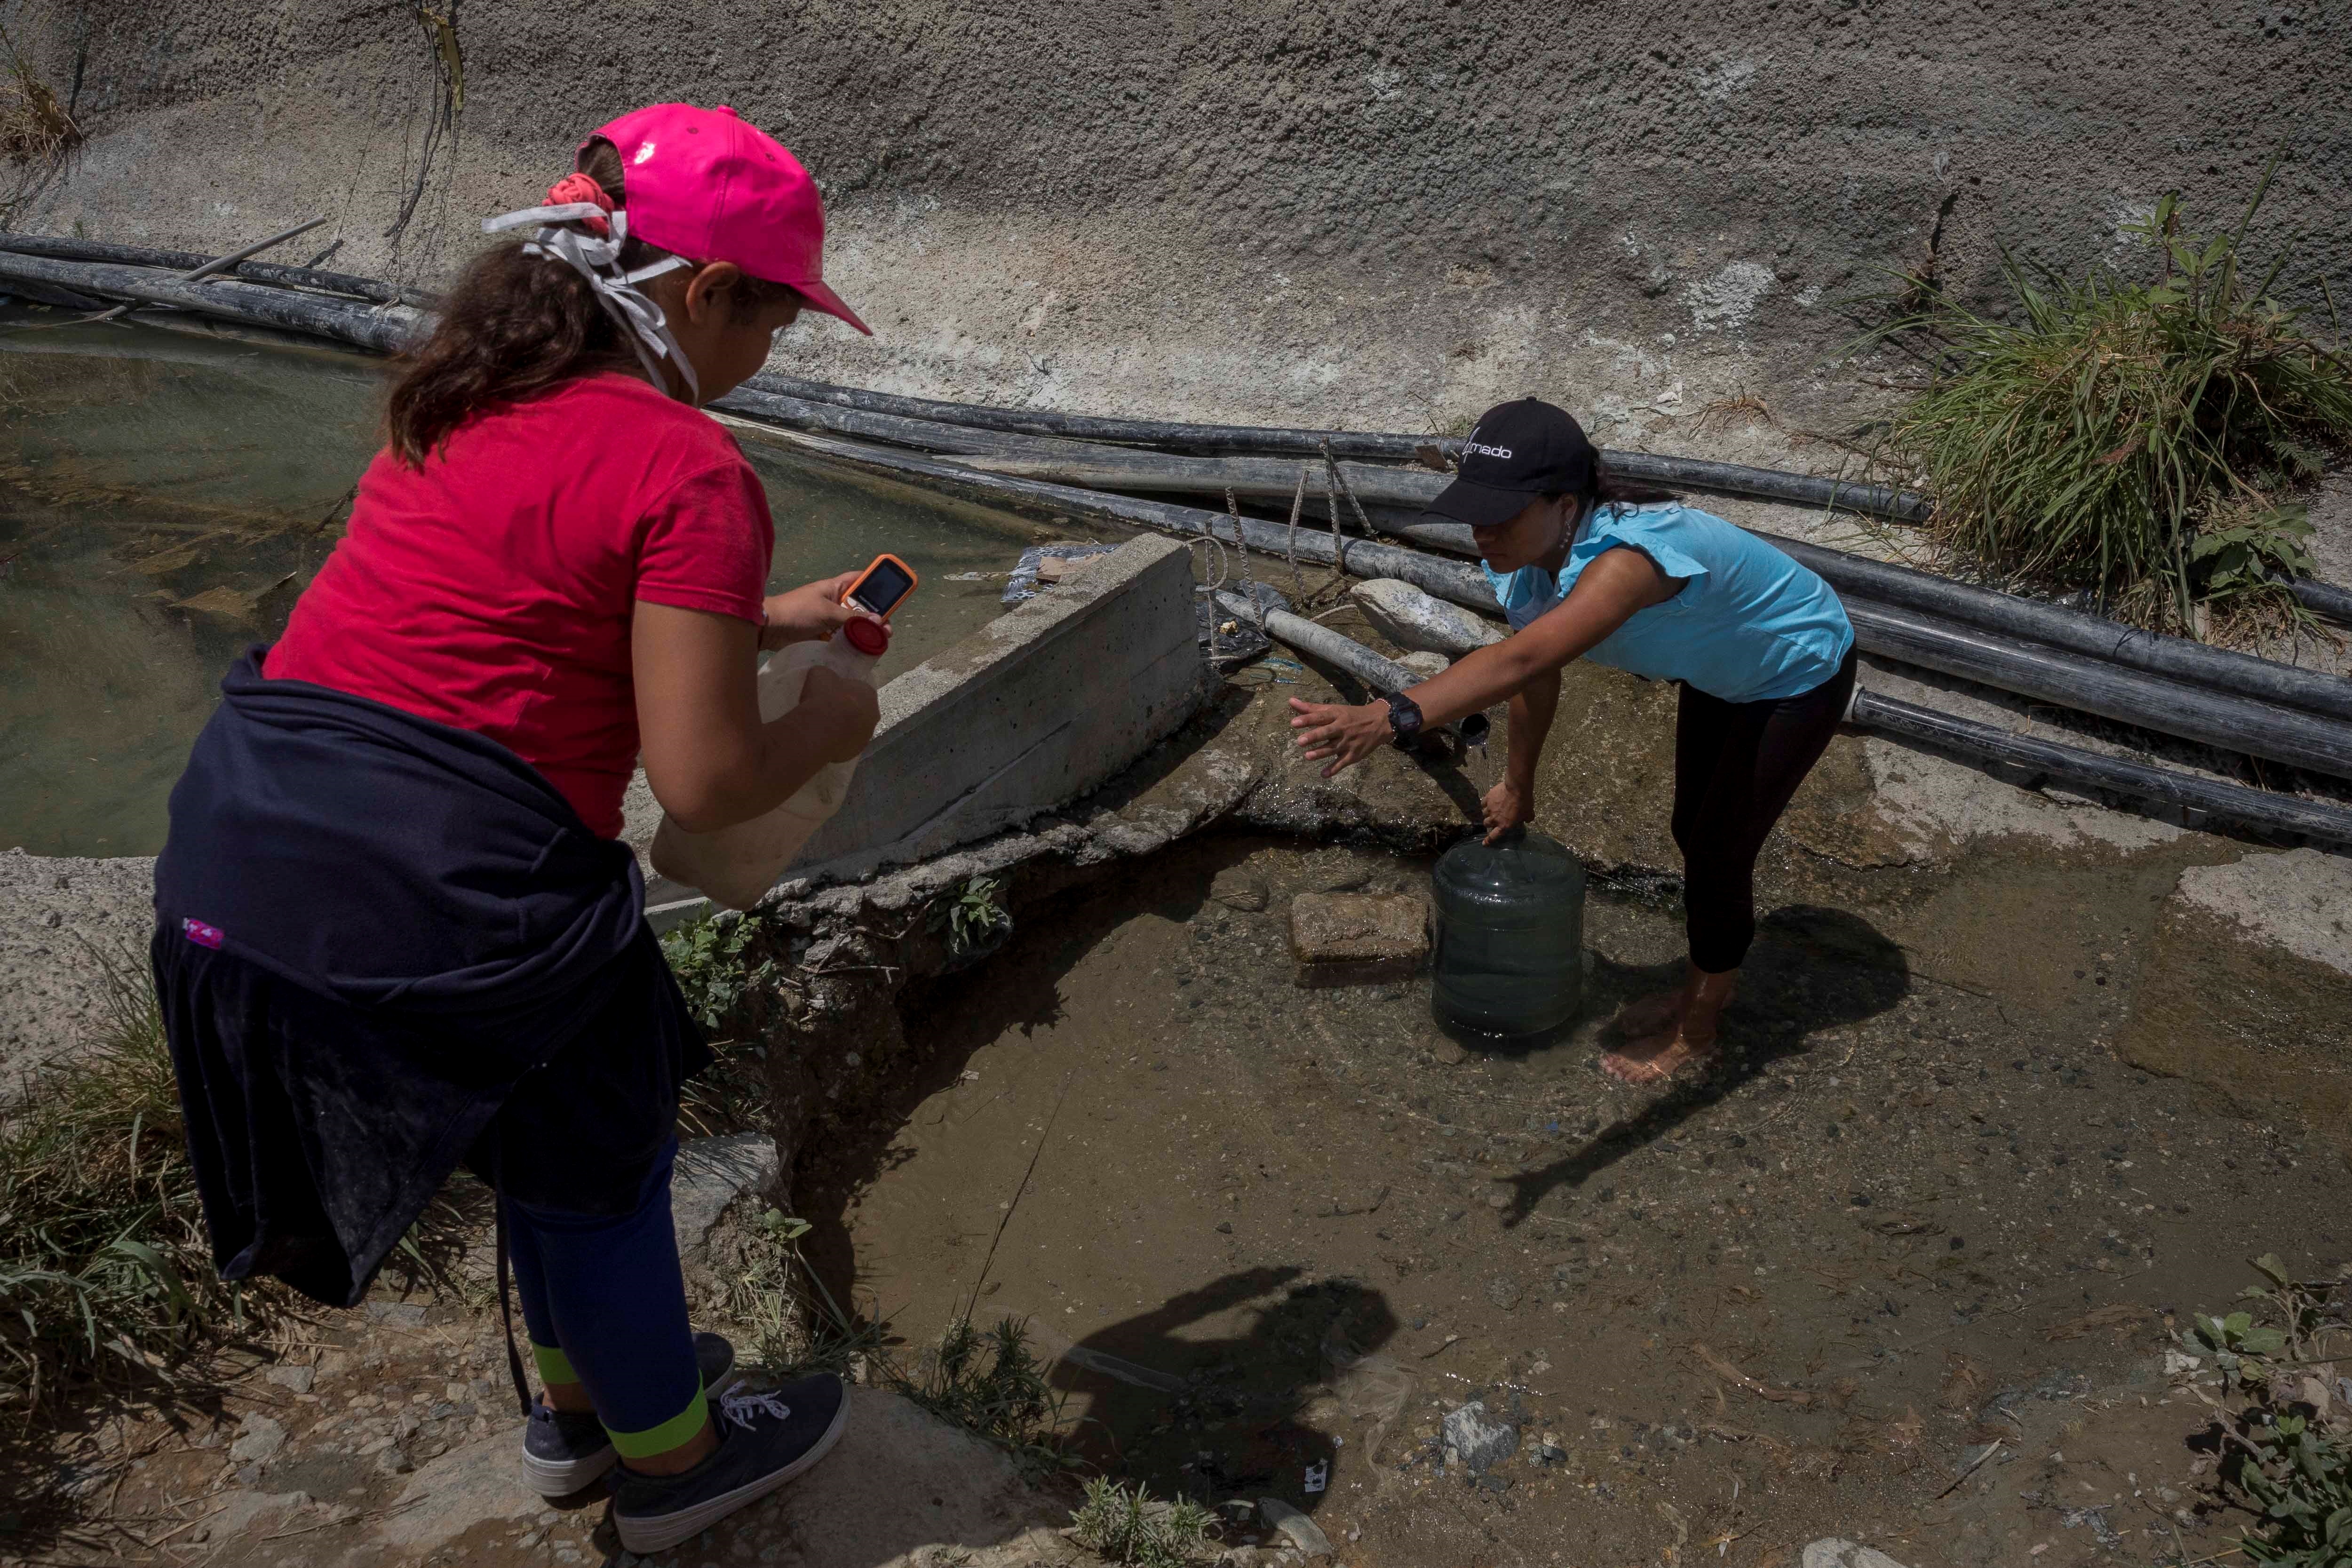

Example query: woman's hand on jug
[1481,778,1533,844]
[759,573,860,650]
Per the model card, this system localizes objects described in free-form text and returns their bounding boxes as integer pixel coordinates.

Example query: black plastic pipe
[721,417,1506,613]
[1850,688,2352,850]
[2292,578,2352,629]
[1843,603,2352,782]
[1761,535,2352,725]
[746,371,1935,523]
[0,253,422,354]
[0,231,438,309]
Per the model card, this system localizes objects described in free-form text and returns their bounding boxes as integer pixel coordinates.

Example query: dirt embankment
[8,1,2347,440]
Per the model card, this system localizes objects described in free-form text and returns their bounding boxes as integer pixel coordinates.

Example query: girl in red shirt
[158,104,875,1552]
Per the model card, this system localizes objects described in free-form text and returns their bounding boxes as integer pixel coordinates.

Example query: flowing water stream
[0,314,1063,857]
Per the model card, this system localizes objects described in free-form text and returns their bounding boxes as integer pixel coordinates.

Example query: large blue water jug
[1431,830,1586,1043]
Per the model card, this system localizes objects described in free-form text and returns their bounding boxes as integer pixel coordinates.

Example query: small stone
[1441,1400,1519,1473]
[1394,650,1452,680]
[1216,1221,1234,1234]
[1485,1275,1523,1310]
[1209,869,1271,913]
[263,1364,315,1393]
[1257,1497,1333,1559]
[1481,1184,1512,1211]
[1801,1541,1912,1568]
[1287,892,1428,987]
[377,1446,413,1476]
[1432,1038,1469,1065]
[229,1415,286,1466]
[364,1301,427,1326]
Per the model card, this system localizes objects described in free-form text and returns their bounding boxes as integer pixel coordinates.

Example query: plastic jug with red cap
[650,615,889,910]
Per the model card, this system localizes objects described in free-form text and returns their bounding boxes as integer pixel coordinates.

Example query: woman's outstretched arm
[1289,546,1677,776]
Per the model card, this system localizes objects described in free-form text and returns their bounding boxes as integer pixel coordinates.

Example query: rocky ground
[8,625,2352,1568]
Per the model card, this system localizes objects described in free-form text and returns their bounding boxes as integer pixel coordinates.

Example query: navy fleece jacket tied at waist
[154,651,697,1306]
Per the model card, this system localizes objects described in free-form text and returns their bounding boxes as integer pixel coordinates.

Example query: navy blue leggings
[1670,648,1858,974]
[504,1138,706,1455]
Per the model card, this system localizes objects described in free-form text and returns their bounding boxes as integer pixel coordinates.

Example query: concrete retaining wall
[636,533,1204,917]
[9,1,2344,450]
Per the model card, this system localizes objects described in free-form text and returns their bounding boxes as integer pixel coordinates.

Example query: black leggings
[1670,647,1858,973]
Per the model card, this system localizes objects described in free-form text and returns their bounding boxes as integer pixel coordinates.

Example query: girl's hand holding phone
[758,574,860,650]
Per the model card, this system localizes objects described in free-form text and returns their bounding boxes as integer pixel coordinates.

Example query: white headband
[481,201,700,405]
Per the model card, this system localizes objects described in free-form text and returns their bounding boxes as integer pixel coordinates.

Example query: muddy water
[0,316,1059,856]
[816,834,2352,1568]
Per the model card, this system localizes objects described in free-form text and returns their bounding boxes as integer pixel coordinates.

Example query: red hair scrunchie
[545,172,613,238]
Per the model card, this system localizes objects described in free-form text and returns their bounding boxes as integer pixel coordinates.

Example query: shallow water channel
[0,314,1066,857]
[810,832,2352,1566]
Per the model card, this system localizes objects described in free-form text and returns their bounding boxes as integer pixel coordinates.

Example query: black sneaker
[518,1331,740,1496]
[610,1374,850,1554]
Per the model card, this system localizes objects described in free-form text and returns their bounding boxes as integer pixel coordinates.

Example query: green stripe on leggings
[607,1381,710,1459]
[531,1342,577,1386]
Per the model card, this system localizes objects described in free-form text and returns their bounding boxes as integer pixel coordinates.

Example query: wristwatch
[1382,692,1425,749]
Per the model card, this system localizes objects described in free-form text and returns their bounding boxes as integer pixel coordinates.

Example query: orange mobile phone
[839,553,919,621]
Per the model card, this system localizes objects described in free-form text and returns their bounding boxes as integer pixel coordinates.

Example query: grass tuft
[2186,1255,2352,1568]
[0,943,285,1418]
[1870,165,2352,635]
[0,25,79,165]
[1068,1477,1221,1568]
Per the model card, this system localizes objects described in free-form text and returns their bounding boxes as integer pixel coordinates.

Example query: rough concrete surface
[10,1,2346,451]
[0,846,156,1087]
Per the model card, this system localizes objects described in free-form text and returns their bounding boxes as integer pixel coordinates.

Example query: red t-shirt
[268,374,773,838]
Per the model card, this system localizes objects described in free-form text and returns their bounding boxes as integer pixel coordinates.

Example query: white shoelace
[480,201,699,404]
[717,1387,795,1429]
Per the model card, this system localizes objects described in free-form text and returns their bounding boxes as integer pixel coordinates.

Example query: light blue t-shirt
[1479,502,1854,703]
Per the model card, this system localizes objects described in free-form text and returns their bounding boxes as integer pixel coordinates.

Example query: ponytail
[385,138,802,466]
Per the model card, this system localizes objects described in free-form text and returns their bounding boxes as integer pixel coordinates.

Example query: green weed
[1870,167,2352,635]
[930,875,1012,961]
[660,911,780,1138]
[2186,1254,2352,1567]
[894,1313,1071,1480]
[0,945,280,1417]
[1067,1477,1221,1568]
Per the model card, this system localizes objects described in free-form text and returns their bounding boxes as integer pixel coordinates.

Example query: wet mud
[807,832,2352,1568]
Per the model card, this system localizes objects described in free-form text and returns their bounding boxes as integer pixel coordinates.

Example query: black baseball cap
[1426,398,1598,530]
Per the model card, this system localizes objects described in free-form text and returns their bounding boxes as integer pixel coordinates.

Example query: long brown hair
[385,138,802,465]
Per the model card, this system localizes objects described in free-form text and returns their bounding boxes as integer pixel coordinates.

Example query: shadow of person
[1046,1269,1399,1516]
[1498,904,1910,1226]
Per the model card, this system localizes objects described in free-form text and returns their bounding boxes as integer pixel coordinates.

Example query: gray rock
[264,1364,315,1393]
[1350,579,1505,657]
[1485,1275,1523,1310]
[1394,650,1451,680]
[1801,1542,1911,1568]
[1256,1497,1332,1559]
[1288,892,1429,988]
[1441,1400,1519,1472]
[671,1132,780,1267]
[1209,868,1271,912]
[364,1300,426,1326]
[228,1415,286,1466]
[376,1445,413,1476]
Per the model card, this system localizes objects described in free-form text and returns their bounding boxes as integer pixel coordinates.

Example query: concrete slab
[645,533,1202,913]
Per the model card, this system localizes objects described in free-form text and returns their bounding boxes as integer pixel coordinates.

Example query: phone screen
[848,558,916,617]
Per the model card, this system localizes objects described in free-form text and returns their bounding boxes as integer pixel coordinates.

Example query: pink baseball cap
[585,103,870,336]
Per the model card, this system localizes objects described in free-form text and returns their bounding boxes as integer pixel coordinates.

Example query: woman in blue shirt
[1290,398,1856,1084]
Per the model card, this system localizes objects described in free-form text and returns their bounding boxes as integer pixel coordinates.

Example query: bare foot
[1609,987,1685,1040]
[1600,1022,1719,1086]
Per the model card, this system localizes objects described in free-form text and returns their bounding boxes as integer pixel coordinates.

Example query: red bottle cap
[841,617,889,656]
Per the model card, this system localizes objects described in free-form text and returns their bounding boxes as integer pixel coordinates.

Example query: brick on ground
[1288,892,1430,987]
